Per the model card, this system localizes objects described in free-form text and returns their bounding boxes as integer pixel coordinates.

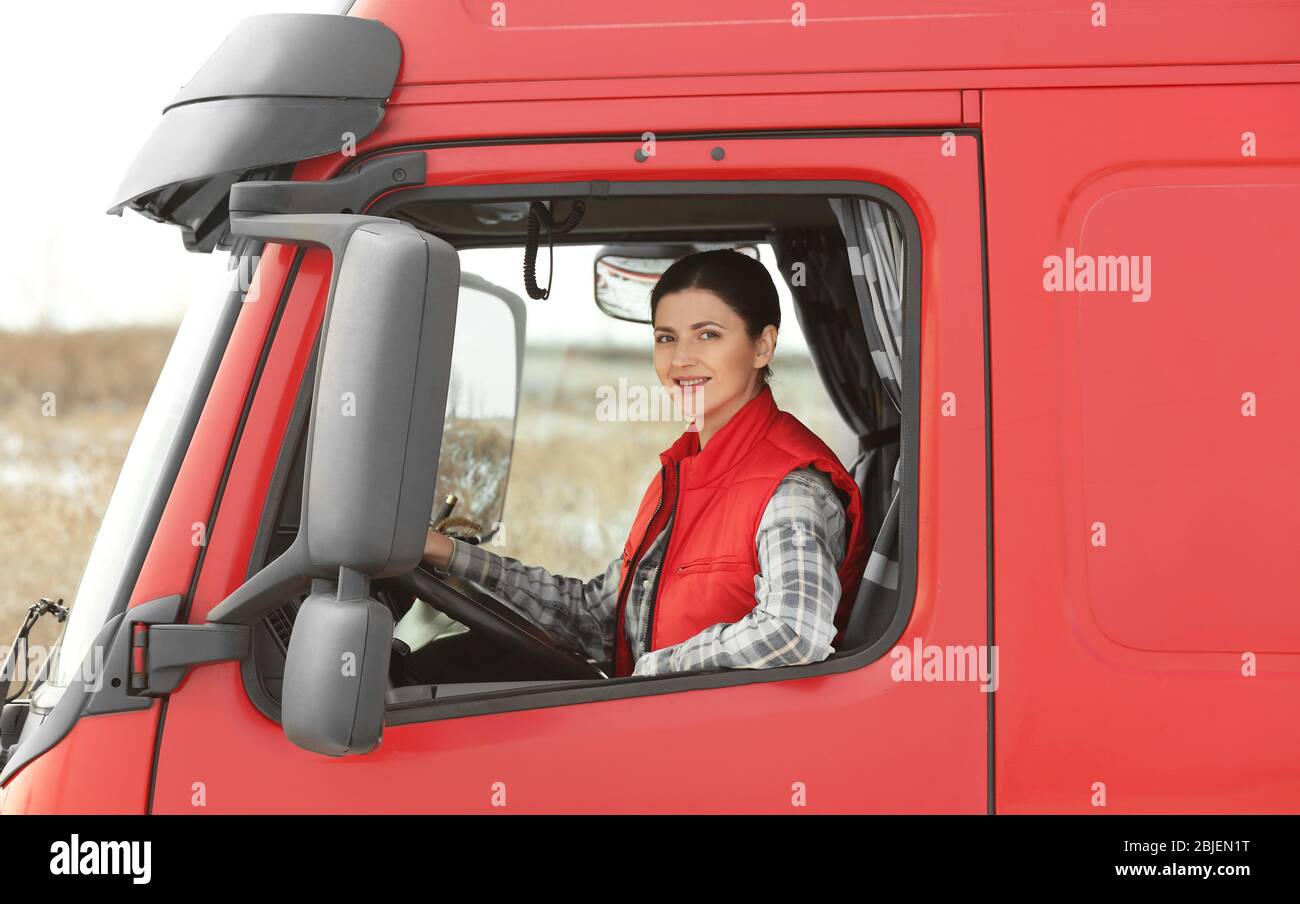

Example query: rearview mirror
[594,243,759,322]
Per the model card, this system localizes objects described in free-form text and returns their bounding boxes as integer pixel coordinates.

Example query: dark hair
[649,249,781,384]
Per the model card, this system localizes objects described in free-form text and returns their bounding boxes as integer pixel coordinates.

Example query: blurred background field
[0,328,172,659]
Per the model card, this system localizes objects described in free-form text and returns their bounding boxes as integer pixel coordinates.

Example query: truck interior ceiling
[242,191,910,717]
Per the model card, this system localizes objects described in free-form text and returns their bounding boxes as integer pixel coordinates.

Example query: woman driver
[421,249,871,677]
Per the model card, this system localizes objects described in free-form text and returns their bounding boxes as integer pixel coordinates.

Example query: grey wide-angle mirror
[432,274,524,543]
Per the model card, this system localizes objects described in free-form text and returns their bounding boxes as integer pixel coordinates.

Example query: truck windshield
[46,265,241,691]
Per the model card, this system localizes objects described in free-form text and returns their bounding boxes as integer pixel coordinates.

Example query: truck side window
[244,191,915,712]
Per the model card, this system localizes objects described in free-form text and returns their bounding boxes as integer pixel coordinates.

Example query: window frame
[240,178,922,727]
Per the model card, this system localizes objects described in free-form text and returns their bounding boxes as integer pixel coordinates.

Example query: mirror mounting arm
[229,151,427,219]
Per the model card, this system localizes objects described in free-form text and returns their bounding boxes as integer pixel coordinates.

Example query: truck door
[985,83,1300,813]
[146,133,991,813]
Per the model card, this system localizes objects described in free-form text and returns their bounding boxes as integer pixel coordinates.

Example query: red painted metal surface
[352,0,1300,96]
[984,83,1300,813]
[0,710,159,814]
[148,133,988,813]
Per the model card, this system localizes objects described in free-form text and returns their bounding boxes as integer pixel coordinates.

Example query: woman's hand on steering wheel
[392,540,606,680]
[422,528,455,569]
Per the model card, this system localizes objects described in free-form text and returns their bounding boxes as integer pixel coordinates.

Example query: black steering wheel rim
[387,564,607,681]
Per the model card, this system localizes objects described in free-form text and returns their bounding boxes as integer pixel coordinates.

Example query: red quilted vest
[613,383,871,677]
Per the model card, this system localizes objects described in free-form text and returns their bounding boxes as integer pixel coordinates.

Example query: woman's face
[652,288,776,428]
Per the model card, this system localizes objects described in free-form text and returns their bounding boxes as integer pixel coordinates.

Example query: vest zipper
[640,460,681,657]
[615,463,667,671]
[638,564,660,658]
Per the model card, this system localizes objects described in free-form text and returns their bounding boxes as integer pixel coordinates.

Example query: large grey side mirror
[208,213,458,756]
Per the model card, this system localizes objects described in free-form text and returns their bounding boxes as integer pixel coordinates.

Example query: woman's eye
[699,330,719,340]
[655,334,674,344]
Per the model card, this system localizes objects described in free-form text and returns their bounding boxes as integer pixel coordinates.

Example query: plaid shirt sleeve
[630,467,849,677]
[436,537,619,663]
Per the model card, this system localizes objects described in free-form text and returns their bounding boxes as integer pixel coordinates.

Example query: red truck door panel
[985,83,1300,813]
[146,134,988,813]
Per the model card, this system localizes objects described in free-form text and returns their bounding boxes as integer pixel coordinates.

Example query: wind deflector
[106,13,401,253]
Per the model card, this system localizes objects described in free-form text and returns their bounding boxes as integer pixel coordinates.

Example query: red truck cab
[3,0,1299,814]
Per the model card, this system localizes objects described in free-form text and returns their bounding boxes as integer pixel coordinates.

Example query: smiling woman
[650,249,782,445]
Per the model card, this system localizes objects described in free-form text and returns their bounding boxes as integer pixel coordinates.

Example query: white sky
[0,0,807,356]
[0,0,344,331]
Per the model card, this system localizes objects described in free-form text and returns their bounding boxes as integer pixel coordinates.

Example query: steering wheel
[386,563,608,681]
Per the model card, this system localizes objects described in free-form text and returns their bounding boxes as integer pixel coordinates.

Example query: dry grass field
[0,328,852,677]
[0,328,173,660]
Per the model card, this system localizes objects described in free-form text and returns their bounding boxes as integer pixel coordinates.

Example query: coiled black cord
[523,200,587,300]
